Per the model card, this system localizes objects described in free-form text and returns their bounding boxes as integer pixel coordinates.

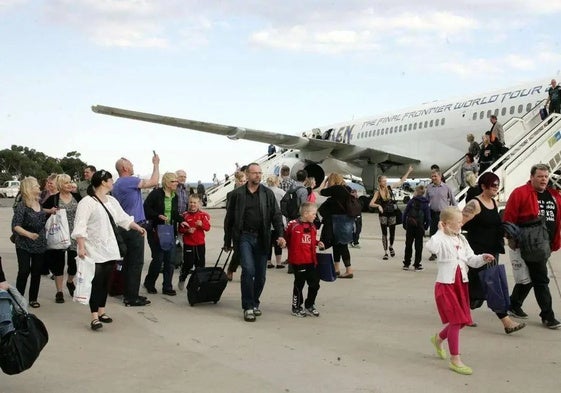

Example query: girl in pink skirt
[426,207,495,375]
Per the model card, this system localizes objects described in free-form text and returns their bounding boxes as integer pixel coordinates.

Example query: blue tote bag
[317,253,337,282]
[478,263,510,313]
[157,224,175,251]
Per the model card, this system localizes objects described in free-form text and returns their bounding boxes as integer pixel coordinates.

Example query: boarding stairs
[443,101,547,198]
[453,112,561,207]
[205,149,296,208]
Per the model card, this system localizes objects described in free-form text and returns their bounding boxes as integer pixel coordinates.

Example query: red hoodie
[503,182,561,251]
[284,219,318,265]
[178,210,211,246]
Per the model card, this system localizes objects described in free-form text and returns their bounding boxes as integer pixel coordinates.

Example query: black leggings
[45,249,77,276]
[333,244,351,267]
[16,248,44,302]
[380,223,396,250]
[89,261,115,313]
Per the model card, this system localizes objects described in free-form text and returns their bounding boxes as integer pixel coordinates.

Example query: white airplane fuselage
[311,79,549,177]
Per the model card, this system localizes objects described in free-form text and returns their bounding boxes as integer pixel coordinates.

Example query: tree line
[0,145,89,183]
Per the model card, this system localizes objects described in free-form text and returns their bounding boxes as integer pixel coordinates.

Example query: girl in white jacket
[426,207,494,375]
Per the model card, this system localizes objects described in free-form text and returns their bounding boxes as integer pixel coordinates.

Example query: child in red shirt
[177,195,211,290]
[284,202,324,317]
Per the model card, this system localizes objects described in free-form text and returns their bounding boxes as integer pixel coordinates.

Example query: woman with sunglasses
[461,172,525,334]
[143,172,183,296]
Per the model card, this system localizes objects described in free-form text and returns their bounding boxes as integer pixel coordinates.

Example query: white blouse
[426,230,487,284]
[72,196,134,263]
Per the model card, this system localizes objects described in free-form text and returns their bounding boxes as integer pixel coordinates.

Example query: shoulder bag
[92,195,127,258]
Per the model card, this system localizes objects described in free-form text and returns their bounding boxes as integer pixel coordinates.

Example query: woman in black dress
[461,172,525,334]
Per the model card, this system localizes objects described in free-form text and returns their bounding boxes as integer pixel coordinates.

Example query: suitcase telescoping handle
[209,249,233,281]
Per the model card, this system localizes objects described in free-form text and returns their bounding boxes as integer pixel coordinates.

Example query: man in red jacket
[503,164,561,329]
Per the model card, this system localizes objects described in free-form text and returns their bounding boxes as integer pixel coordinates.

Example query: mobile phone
[153,150,157,156]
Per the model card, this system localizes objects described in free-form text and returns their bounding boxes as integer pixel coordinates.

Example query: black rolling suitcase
[187,249,231,306]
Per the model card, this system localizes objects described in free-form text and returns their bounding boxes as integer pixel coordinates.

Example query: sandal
[98,314,113,323]
[90,319,103,331]
[339,273,354,279]
[29,301,40,308]
[389,248,395,257]
[382,254,389,260]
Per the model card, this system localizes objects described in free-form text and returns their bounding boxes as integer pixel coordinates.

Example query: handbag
[478,262,511,313]
[317,253,337,282]
[45,209,71,250]
[0,289,49,375]
[157,224,175,251]
[394,206,403,225]
[92,195,127,258]
[73,255,96,305]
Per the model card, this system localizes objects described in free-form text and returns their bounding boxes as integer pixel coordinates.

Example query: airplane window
[390,127,393,133]
[487,110,492,118]
[399,125,402,132]
[518,104,523,114]
[418,122,422,129]
[494,109,499,116]
[526,103,532,112]
[472,112,477,120]
[502,107,506,116]
[385,128,389,134]
[441,118,445,126]
[430,120,434,127]
[435,119,440,126]
[413,123,417,130]
[510,106,515,115]
[424,121,428,128]
[479,111,484,119]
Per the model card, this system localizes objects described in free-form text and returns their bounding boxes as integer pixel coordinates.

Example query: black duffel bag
[0,289,49,375]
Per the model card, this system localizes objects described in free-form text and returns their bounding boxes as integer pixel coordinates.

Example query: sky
[2,0,561,182]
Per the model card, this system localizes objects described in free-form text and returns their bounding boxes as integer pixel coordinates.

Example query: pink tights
[438,323,464,356]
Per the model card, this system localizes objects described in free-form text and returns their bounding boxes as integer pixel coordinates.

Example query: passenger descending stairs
[452,111,561,208]
[205,149,295,208]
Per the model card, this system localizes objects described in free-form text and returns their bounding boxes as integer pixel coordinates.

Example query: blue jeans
[0,291,15,337]
[144,231,175,291]
[238,233,267,310]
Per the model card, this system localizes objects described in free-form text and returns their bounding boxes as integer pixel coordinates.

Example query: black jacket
[223,184,284,250]
[143,188,183,233]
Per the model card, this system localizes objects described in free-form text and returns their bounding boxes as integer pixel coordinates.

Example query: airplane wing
[91,105,419,168]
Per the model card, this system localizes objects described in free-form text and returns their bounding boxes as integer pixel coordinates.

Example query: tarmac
[0,200,560,392]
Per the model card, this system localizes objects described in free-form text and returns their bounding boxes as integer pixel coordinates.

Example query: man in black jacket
[223,163,286,322]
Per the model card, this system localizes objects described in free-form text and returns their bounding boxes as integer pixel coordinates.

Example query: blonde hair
[55,174,71,191]
[299,202,317,215]
[465,171,477,187]
[20,177,39,206]
[467,133,475,142]
[327,173,345,186]
[304,177,315,188]
[440,206,461,223]
[266,175,279,187]
[161,172,177,190]
[189,194,200,202]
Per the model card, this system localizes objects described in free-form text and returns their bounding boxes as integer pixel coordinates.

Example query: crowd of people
[2,152,560,377]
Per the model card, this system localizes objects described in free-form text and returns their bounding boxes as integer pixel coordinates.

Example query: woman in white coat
[72,170,146,331]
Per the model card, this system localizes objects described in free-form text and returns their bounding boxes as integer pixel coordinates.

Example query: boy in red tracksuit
[177,195,211,290]
[285,202,324,317]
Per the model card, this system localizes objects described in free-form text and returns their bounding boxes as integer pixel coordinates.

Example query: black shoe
[267,264,275,269]
[402,265,410,271]
[428,254,437,261]
[144,284,157,294]
[124,298,151,307]
[90,319,103,331]
[162,289,177,296]
[414,266,424,271]
[542,318,561,329]
[508,307,529,319]
[55,291,64,304]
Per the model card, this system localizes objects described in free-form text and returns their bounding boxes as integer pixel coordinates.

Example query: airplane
[91,77,552,192]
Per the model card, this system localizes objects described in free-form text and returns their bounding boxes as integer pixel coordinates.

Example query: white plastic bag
[45,209,71,250]
[73,255,95,305]
[508,247,532,285]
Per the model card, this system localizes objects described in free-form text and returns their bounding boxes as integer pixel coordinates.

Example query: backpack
[345,195,362,217]
[406,198,424,228]
[280,186,305,220]
[518,217,551,263]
